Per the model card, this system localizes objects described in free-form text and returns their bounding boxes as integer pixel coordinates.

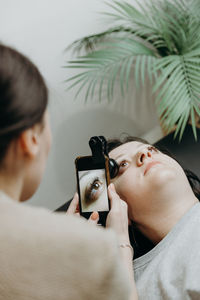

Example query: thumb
[108,183,121,209]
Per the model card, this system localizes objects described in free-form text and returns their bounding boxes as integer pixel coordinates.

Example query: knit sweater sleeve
[0,197,130,300]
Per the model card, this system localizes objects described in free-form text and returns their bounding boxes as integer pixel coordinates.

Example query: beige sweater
[0,191,130,300]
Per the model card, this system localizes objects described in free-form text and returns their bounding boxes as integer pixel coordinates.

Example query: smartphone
[75,155,110,226]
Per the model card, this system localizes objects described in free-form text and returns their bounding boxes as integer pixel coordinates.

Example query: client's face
[109,141,189,222]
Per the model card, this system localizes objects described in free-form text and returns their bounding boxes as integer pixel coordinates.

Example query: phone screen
[78,168,109,212]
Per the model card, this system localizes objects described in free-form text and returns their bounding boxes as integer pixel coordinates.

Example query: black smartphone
[75,155,110,226]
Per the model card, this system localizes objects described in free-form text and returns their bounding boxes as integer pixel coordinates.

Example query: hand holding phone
[66,192,100,225]
[75,155,110,226]
[75,136,119,226]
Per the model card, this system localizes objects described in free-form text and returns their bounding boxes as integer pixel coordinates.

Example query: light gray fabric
[133,202,200,300]
[0,191,130,300]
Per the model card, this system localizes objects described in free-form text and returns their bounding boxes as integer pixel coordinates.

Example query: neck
[0,167,23,201]
[136,194,198,244]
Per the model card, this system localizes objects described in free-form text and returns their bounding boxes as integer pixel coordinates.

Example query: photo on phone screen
[78,169,109,212]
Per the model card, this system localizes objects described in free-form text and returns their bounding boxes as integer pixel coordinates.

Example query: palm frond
[66,26,136,54]
[104,0,145,24]
[154,53,200,139]
[104,1,163,43]
[67,0,200,57]
[66,38,157,101]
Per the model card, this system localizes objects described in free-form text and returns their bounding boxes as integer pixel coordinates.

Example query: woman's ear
[19,125,41,158]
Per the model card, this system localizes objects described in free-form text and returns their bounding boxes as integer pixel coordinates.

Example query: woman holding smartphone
[0,44,131,300]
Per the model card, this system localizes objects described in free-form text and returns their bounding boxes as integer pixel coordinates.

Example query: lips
[144,161,161,175]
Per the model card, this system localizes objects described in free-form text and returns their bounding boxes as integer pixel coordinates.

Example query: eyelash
[90,178,102,191]
[84,177,103,203]
[118,161,129,174]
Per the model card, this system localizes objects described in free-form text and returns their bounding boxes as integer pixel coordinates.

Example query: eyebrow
[114,153,127,161]
[113,143,148,161]
[79,171,91,181]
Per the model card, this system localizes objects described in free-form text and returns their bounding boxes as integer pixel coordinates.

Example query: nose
[136,148,152,166]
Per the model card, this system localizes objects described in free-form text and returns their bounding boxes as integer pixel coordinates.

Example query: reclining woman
[105,135,200,299]
[0,44,132,300]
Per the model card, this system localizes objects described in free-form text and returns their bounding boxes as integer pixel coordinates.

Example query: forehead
[109,141,146,159]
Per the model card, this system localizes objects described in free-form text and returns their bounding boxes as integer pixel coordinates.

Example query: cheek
[113,172,138,204]
[148,161,184,188]
[112,171,149,215]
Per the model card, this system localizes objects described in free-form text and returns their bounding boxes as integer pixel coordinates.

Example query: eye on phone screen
[78,169,109,212]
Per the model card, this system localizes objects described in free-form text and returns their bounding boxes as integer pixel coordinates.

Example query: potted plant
[65,0,200,140]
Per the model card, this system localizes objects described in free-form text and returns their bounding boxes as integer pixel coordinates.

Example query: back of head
[0,44,48,165]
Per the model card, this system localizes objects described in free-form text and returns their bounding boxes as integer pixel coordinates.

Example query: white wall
[0,0,162,210]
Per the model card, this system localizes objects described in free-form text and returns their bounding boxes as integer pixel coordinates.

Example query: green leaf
[74,78,91,100]
[84,78,97,103]
[174,108,190,140]
[107,63,120,101]
[190,106,197,140]
[140,55,146,86]
[134,55,141,88]
[119,57,129,96]
[125,56,135,90]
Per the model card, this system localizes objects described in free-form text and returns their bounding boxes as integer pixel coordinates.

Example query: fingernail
[91,211,98,220]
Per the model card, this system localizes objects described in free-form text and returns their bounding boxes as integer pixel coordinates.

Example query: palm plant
[65,0,200,140]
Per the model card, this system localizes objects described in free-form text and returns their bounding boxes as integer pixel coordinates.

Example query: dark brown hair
[0,44,48,164]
